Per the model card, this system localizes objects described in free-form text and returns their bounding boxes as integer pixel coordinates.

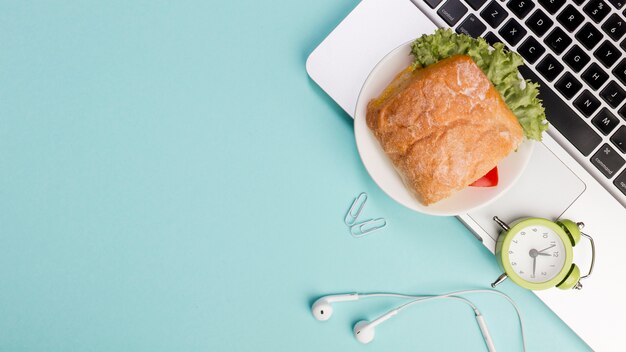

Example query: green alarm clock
[491,216,596,291]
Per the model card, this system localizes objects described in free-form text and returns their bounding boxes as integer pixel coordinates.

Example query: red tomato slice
[470,166,499,187]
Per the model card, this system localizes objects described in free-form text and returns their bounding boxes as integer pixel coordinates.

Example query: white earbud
[311,293,359,321]
[352,296,483,345]
[311,293,431,321]
[353,310,398,344]
[353,320,374,344]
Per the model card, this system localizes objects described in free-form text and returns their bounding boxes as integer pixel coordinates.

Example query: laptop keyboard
[418,0,626,200]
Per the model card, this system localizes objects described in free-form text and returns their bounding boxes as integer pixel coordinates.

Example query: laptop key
[526,10,554,37]
[607,0,625,9]
[464,0,488,10]
[481,1,508,28]
[519,66,602,156]
[507,0,535,19]
[594,40,622,68]
[602,14,626,41]
[438,0,468,26]
[544,27,572,54]
[584,0,611,23]
[591,144,625,178]
[574,89,602,117]
[539,0,566,14]
[600,81,626,108]
[613,58,626,85]
[614,103,626,117]
[424,0,444,8]
[577,22,604,50]
[498,18,527,45]
[517,36,546,63]
[592,108,620,134]
[457,14,487,37]
[563,45,591,72]
[555,72,583,99]
[611,126,626,153]
[614,168,626,196]
[582,63,609,90]
[536,54,564,81]
[557,5,585,32]
[483,31,502,46]
[572,0,586,4]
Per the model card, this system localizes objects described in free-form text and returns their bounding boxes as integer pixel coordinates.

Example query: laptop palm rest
[468,141,586,243]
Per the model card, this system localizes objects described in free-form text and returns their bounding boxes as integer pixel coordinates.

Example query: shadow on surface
[300,0,360,62]
[300,0,360,129]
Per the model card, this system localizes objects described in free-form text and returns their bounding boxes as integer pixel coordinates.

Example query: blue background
[0,1,589,351]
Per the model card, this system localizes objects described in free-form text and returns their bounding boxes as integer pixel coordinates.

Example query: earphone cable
[358,293,480,312]
[373,289,526,352]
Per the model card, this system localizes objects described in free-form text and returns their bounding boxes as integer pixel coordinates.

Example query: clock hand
[532,256,536,278]
[537,252,551,257]
[538,244,556,253]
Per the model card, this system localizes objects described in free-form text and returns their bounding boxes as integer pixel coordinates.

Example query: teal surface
[0,1,589,351]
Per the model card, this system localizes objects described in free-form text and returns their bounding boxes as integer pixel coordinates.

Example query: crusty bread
[366,55,523,205]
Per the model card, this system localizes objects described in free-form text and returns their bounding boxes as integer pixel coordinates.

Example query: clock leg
[493,216,510,231]
[491,273,508,288]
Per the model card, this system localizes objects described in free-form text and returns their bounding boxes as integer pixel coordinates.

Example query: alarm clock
[491,216,596,291]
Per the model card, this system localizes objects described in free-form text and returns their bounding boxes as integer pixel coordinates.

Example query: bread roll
[366,55,523,205]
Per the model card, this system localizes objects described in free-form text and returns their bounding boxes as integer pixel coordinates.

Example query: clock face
[506,225,567,283]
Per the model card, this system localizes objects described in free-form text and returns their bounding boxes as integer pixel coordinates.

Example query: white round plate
[354,41,534,216]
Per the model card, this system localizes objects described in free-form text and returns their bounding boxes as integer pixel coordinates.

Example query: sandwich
[366,29,547,205]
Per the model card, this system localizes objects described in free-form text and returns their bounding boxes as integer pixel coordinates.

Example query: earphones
[311,289,526,352]
[311,293,359,321]
[312,292,472,321]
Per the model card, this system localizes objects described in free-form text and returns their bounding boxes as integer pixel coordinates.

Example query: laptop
[306,0,626,349]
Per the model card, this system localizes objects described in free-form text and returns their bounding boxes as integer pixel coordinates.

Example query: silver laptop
[306,0,626,349]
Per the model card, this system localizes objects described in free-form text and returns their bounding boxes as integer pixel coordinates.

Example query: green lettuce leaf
[411,29,548,141]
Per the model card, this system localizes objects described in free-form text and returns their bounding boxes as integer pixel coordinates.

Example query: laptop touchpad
[468,142,586,243]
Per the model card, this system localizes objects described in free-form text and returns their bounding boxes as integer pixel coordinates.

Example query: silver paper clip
[344,192,368,226]
[350,218,387,238]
